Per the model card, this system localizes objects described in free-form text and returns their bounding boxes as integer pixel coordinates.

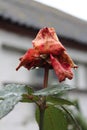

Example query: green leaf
[36,106,68,130]
[46,96,74,106]
[0,84,32,99]
[0,95,21,119]
[34,83,74,96]
[61,106,81,130]
[0,83,33,119]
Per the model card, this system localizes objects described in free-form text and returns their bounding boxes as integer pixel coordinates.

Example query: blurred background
[0,0,87,130]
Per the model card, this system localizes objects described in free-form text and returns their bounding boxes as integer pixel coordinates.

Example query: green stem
[39,104,45,130]
[39,66,49,130]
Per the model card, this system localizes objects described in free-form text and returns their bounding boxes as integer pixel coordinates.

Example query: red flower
[16,27,78,82]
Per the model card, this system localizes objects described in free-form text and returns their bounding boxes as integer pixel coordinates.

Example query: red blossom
[16,27,78,82]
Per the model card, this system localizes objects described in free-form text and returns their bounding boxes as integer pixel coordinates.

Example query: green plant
[0,27,80,130]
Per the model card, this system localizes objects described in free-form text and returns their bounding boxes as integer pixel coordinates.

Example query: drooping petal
[58,51,78,68]
[32,27,65,55]
[16,49,40,70]
[50,54,73,82]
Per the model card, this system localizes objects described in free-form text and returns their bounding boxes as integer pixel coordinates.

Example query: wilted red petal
[16,49,40,70]
[50,54,73,82]
[16,27,78,83]
[32,27,65,55]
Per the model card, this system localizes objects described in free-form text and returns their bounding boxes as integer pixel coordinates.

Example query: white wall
[0,29,34,84]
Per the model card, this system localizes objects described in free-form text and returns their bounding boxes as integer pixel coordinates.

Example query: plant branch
[39,66,49,130]
[39,103,45,130]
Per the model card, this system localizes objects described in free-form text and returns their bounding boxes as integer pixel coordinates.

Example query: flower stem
[39,66,49,130]
[43,66,49,88]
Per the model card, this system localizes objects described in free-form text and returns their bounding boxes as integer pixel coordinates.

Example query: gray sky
[35,0,87,21]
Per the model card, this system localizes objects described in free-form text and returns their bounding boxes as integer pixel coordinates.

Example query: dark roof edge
[0,0,87,44]
[0,16,39,38]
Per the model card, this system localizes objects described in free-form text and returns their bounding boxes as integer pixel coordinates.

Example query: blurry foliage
[0,83,87,130]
